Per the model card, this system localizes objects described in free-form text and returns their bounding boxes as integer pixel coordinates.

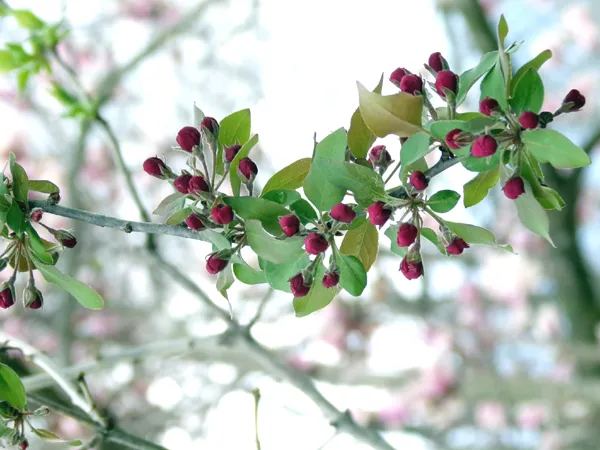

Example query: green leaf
[230,134,259,196]
[0,363,27,411]
[34,261,105,310]
[335,252,367,297]
[261,190,301,207]
[511,49,552,94]
[460,147,503,172]
[463,166,500,207]
[509,69,544,114]
[245,220,305,264]
[384,225,407,257]
[339,219,378,271]
[357,82,423,138]
[421,227,446,254]
[519,160,565,210]
[400,157,429,188]
[399,132,432,167]
[262,255,310,293]
[289,199,318,225]
[443,221,513,252]
[223,196,291,235]
[152,192,185,216]
[0,50,21,72]
[165,207,192,225]
[261,158,311,195]
[9,153,29,203]
[515,182,554,245]
[293,263,339,317]
[17,69,31,94]
[0,194,11,213]
[6,201,25,236]
[216,265,234,298]
[26,224,54,265]
[11,10,45,29]
[233,263,266,285]
[428,190,460,213]
[196,230,231,250]
[303,128,347,211]
[348,74,384,157]
[480,62,508,111]
[429,121,468,141]
[193,103,205,124]
[216,109,251,175]
[456,50,498,105]
[31,428,82,446]
[28,179,59,194]
[523,129,591,169]
[497,15,512,100]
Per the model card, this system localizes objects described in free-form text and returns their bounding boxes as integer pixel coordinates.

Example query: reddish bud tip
[25,288,44,310]
[409,171,428,191]
[400,257,423,280]
[224,144,242,163]
[503,176,525,200]
[185,213,205,230]
[200,117,219,136]
[173,174,192,194]
[176,126,201,152]
[322,271,340,289]
[30,208,43,223]
[279,214,300,237]
[390,68,409,88]
[238,157,258,182]
[368,145,391,166]
[211,205,234,225]
[428,52,446,72]
[143,157,168,178]
[330,203,356,224]
[400,74,423,95]
[445,129,463,150]
[435,70,459,97]
[19,439,29,450]
[563,89,586,111]
[519,111,539,129]
[189,175,210,194]
[479,97,500,116]
[471,135,498,158]
[397,223,418,247]
[206,253,228,275]
[367,201,392,227]
[304,232,329,255]
[290,273,311,297]
[0,282,14,309]
[446,237,470,255]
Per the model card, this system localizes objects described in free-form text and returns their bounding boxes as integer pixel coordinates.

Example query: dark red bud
[176,126,201,152]
[173,174,192,194]
[400,137,408,145]
[400,74,423,95]
[304,233,329,255]
[0,283,14,309]
[368,145,391,166]
[19,439,28,450]
[189,175,209,194]
[428,52,447,72]
[290,273,311,297]
[409,171,428,191]
[143,157,168,178]
[211,205,234,225]
[519,111,539,129]
[206,253,228,275]
[225,144,242,163]
[367,202,392,227]
[446,237,470,255]
[435,70,459,98]
[238,157,258,182]
[503,176,525,200]
[400,257,423,280]
[390,68,409,88]
[330,203,356,224]
[397,223,418,247]
[563,89,586,111]
[472,135,498,158]
[322,272,340,289]
[479,97,500,116]
[185,213,205,230]
[445,129,462,150]
[279,215,300,237]
[30,208,43,223]
[200,117,219,135]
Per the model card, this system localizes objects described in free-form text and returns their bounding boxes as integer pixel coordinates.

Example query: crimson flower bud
[400,74,423,95]
[503,176,525,200]
[428,52,447,72]
[206,253,229,275]
[472,135,498,158]
[189,175,209,194]
[201,117,220,141]
[176,126,201,152]
[390,68,409,88]
[367,202,392,227]
[143,157,169,179]
[322,271,340,289]
[304,233,329,255]
[279,215,300,237]
[446,237,470,255]
[173,174,192,194]
[19,439,28,450]
[445,129,462,150]
[54,230,77,248]
[330,203,356,224]
[238,157,258,183]
[562,89,586,111]
[290,273,311,297]
[211,205,234,225]
[23,286,43,310]
[368,145,391,166]
[409,171,428,191]
[400,256,423,280]
[435,70,459,98]
[0,280,15,309]
[479,97,500,116]
[397,223,418,247]
[225,144,242,163]
[185,213,205,230]
[30,208,43,223]
[519,111,539,129]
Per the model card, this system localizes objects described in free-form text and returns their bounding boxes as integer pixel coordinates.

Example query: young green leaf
[261,190,301,207]
[261,158,311,194]
[289,199,319,225]
[0,50,22,72]
[480,63,508,111]
[25,224,54,265]
[223,196,292,235]
[6,201,25,236]
[245,220,305,264]
[429,121,468,141]
[463,166,500,207]
[262,254,311,293]
[456,50,498,105]
[9,153,29,203]
[233,263,266,285]
[0,363,27,411]
[165,207,192,226]
[28,180,59,194]
[509,69,544,114]
[443,221,513,252]
[460,147,503,173]
[523,129,591,169]
[152,192,185,216]
[428,190,460,213]
[515,182,554,245]
[335,252,367,296]
[340,219,378,271]
[229,134,259,196]
[384,225,407,257]
[348,74,384,158]
[216,265,235,299]
[31,428,82,446]
[421,227,446,254]
[293,264,339,317]
[399,132,432,167]
[511,49,552,94]
[10,9,45,29]
[216,108,251,175]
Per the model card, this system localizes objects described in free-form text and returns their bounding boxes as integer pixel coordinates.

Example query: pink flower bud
[185,213,205,230]
[30,208,43,223]
[279,214,300,237]
[519,111,539,129]
[211,205,234,225]
[428,52,447,72]
[400,74,423,95]
[479,97,500,116]
[367,202,392,227]
[446,237,470,255]
[445,129,462,150]
[390,68,409,88]
[322,271,340,289]
[563,89,586,111]
[397,223,418,247]
[409,171,428,190]
[173,174,192,194]
[238,157,258,182]
[304,232,329,255]
[206,253,228,274]
[224,144,242,163]
[503,176,525,200]
[176,126,201,152]
[290,273,311,297]
[435,70,459,98]
[400,257,423,280]
[472,135,498,157]
[368,145,391,166]
[189,175,209,194]
[0,280,15,309]
[330,203,356,223]
[200,116,219,138]
[143,157,168,179]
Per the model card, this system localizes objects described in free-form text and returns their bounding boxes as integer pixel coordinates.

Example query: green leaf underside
[245,220,305,264]
[463,166,501,207]
[233,263,266,285]
[515,182,554,245]
[384,225,407,257]
[293,263,339,317]
[31,428,82,446]
[166,207,191,226]
[523,129,591,169]
[262,158,312,194]
[443,221,513,252]
[421,227,446,254]
[223,196,292,236]
[400,132,432,168]
[230,134,259,196]
[152,192,185,216]
[216,265,234,298]
[0,363,27,410]
[428,190,460,213]
[339,220,378,271]
[26,224,54,265]
[348,74,384,158]
[216,108,251,175]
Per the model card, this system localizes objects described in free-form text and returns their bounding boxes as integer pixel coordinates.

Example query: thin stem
[422,94,438,121]
[384,160,401,184]
[387,156,463,199]
[252,388,262,450]
[247,288,274,329]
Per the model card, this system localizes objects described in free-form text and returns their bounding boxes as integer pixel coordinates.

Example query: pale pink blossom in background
[474,401,507,430]
[539,430,562,450]
[533,304,562,341]
[376,402,411,428]
[517,403,549,429]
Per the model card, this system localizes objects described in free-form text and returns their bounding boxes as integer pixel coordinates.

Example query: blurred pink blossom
[377,402,411,428]
[517,403,549,429]
[474,401,506,430]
